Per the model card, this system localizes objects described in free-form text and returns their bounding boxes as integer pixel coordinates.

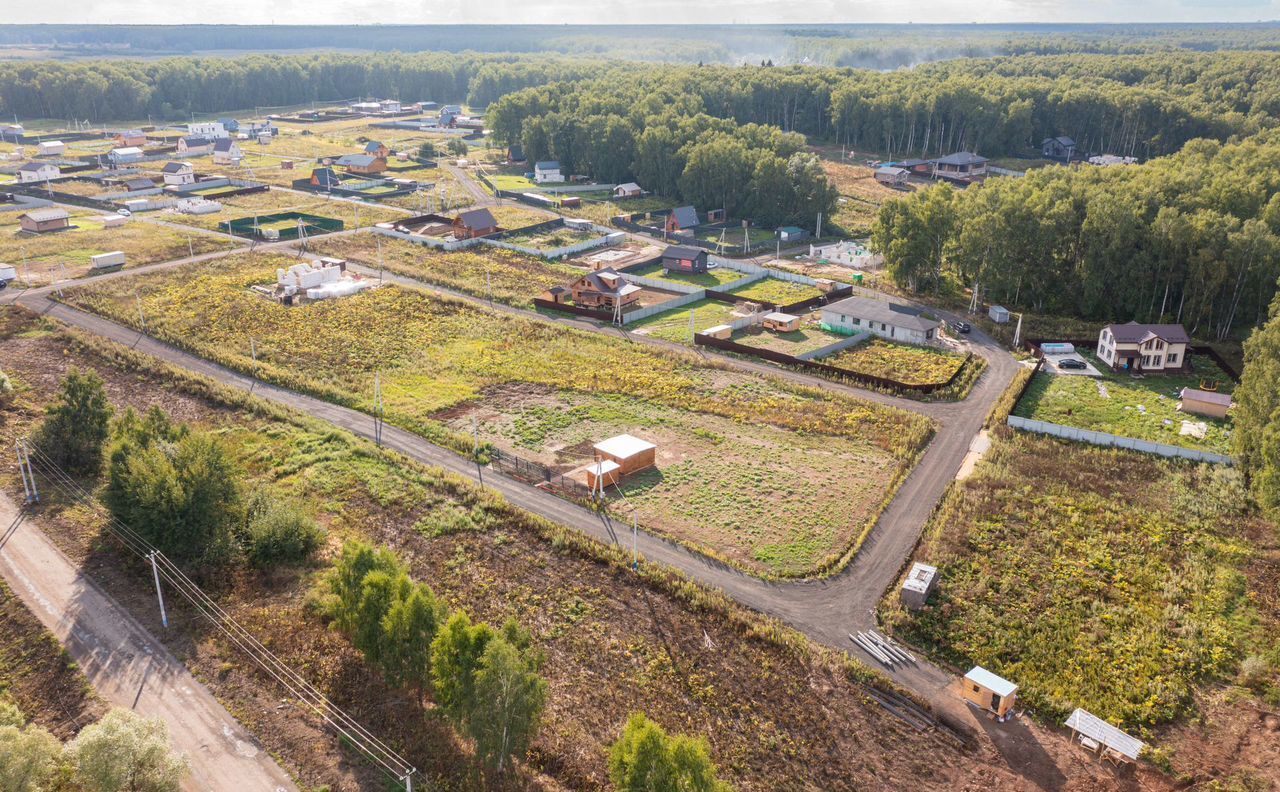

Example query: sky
[6,0,1278,25]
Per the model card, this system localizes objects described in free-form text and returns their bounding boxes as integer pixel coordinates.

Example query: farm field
[309,234,582,308]
[0,209,230,286]
[825,338,969,386]
[627,261,748,288]
[882,432,1278,733]
[0,305,1039,792]
[1012,351,1235,454]
[159,187,404,232]
[60,254,932,576]
[817,155,914,235]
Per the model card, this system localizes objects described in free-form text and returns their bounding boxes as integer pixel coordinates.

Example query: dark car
[1058,358,1087,370]
[950,320,971,334]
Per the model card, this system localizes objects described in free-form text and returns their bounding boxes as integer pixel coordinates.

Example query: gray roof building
[822,295,941,334]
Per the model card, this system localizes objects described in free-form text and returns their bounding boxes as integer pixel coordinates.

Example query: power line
[21,444,417,790]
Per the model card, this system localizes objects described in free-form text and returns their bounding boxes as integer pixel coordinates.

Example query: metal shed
[899,562,937,610]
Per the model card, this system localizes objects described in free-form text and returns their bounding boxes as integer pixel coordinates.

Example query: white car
[117,208,132,216]
[0,264,16,289]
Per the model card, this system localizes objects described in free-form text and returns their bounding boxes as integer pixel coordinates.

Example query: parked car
[116,208,131,216]
[951,320,971,334]
[1058,358,1087,370]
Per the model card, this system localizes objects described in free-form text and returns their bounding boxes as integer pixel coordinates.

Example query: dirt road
[0,493,297,792]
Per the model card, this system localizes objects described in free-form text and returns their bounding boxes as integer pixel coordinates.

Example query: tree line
[871,130,1280,341]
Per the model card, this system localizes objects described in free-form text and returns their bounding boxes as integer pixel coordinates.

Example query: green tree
[871,184,957,293]
[469,638,546,774]
[608,713,731,792]
[417,141,437,158]
[430,611,495,728]
[0,701,61,792]
[1234,288,1280,511]
[381,582,446,700]
[352,570,411,669]
[67,709,187,792]
[32,368,113,475]
[103,409,241,566]
[446,138,468,157]
[325,540,405,634]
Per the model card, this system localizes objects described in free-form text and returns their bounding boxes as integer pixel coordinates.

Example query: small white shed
[900,562,938,610]
[988,305,1011,324]
[36,140,65,157]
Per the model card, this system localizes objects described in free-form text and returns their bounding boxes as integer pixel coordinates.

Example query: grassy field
[883,432,1277,730]
[569,195,676,226]
[62,255,932,576]
[0,308,1005,791]
[817,156,914,236]
[825,339,969,387]
[726,277,824,305]
[309,234,581,308]
[1012,351,1235,454]
[0,210,230,286]
[485,171,537,191]
[497,225,598,249]
[160,188,404,233]
[691,224,776,250]
[627,261,747,288]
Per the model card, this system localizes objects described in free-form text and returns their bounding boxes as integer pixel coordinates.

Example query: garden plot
[310,234,583,308]
[161,188,403,232]
[62,254,933,577]
[883,432,1274,731]
[627,299,745,343]
[824,339,969,387]
[626,261,747,289]
[730,318,847,356]
[1012,351,1234,454]
[725,276,824,305]
[0,210,228,286]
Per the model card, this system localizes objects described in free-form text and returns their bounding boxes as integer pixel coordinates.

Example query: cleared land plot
[627,298,744,343]
[489,203,558,228]
[1012,351,1234,454]
[818,158,912,235]
[726,277,824,305]
[627,261,747,288]
[486,170,537,191]
[160,188,403,232]
[573,195,675,226]
[309,234,582,309]
[62,255,932,576]
[824,339,968,387]
[0,308,1019,792]
[883,433,1276,730]
[497,225,599,250]
[731,321,847,356]
[0,210,228,286]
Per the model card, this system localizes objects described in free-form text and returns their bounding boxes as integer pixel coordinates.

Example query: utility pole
[149,551,169,629]
[16,441,38,504]
[472,415,483,486]
[1013,313,1024,350]
[135,294,147,335]
[689,308,696,343]
[376,235,384,284]
[374,373,383,447]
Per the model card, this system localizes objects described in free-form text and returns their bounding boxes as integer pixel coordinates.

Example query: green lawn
[731,323,845,355]
[824,339,968,387]
[726,278,824,306]
[1013,351,1234,454]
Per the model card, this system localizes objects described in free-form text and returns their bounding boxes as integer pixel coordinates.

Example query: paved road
[0,493,297,792]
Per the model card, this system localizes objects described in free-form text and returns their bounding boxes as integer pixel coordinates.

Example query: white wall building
[187,121,228,139]
[820,295,942,346]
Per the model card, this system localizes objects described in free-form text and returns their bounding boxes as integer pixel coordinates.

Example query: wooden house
[569,268,641,309]
[1041,136,1077,161]
[452,208,498,239]
[17,162,59,183]
[115,129,146,147]
[161,161,196,186]
[932,152,988,182]
[661,245,708,274]
[962,667,1017,718]
[335,154,387,175]
[212,138,243,165]
[123,177,156,192]
[177,136,214,156]
[18,208,71,233]
[363,141,391,159]
[534,160,562,183]
[762,312,801,333]
[542,285,570,304]
[310,167,341,190]
[593,434,656,477]
[664,205,699,233]
[874,166,909,186]
[612,182,642,198]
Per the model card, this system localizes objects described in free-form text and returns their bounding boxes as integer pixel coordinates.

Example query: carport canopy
[1064,708,1145,762]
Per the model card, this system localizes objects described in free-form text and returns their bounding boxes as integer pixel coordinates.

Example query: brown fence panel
[778,285,854,315]
[532,298,614,322]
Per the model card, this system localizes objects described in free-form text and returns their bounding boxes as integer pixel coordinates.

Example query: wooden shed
[584,459,621,493]
[1179,388,1231,419]
[593,434,656,476]
[762,311,801,333]
[542,285,570,304]
[962,667,1017,718]
[18,208,70,234]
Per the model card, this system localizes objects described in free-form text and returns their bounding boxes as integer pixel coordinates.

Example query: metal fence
[1006,416,1232,464]
[489,448,595,500]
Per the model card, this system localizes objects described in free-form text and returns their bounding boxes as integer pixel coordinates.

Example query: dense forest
[872,131,1280,340]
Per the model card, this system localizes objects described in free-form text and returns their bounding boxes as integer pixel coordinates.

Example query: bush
[417,141,436,158]
[0,370,14,410]
[446,138,468,157]
[609,713,730,792]
[32,368,113,475]
[240,491,324,569]
[1237,655,1273,690]
[67,709,187,792]
[104,407,241,567]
